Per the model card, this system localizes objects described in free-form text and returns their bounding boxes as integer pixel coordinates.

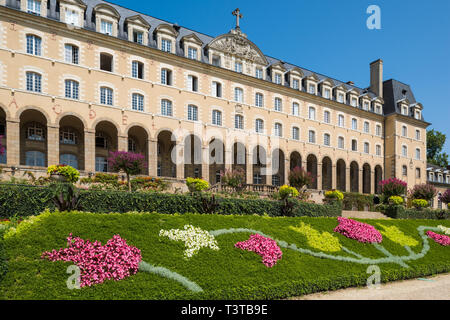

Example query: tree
[288,167,315,191]
[427,129,449,168]
[108,151,147,191]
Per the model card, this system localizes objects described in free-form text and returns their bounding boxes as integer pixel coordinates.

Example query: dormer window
[253,68,262,79]
[292,78,300,90]
[27,0,41,15]
[101,20,113,35]
[188,47,198,60]
[376,105,382,114]
[235,62,243,73]
[415,110,421,119]
[212,55,221,67]
[65,9,79,26]
[133,31,143,44]
[161,39,172,52]
[363,101,369,110]
[308,84,315,94]
[324,88,331,99]
[402,106,408,115]
[337,93,344,103]
[351,97,357,107]
[274,73,282,85]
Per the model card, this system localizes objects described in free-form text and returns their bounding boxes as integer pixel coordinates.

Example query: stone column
[47,125,59,166]
[176,143,185,180]
[148,139,157,177]
[201,145,209,182]
[265,152,272,185]
[225,147,232,172]
[118,135,128,152]
[284,158,290,186]
[346,166,351,192]
[331,164,337,190]
[6,120,20,166]
[370,170,375,195]
[84,129,95,173]
[316,163,322,191]
[246,150,253,184]
[359,168,364,194]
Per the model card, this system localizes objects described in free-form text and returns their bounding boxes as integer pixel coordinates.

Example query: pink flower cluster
[235,234,282,268]
[42,234,142,287]
[427,231,450,246]
[334,217,383,243]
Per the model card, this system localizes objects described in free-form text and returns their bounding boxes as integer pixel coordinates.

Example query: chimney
[346,81,354,86]
[370,59,383,98]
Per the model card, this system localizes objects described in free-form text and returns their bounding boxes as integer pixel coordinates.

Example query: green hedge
[384,205,450,220]
[0,184,341,218]
[0,227,7,283]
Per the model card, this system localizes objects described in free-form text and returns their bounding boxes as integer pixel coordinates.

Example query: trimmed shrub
[410,184,437,202]
[279,185,299,200]
[389,196,404,206]
[380,178,407,198]
[324,190,344,201]
[47,165,80,183]
[384,205,449,220]
[412,199,429,209]
[186,178,210,193]
[0,184,342,218]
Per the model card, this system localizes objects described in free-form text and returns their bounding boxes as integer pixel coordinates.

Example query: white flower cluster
[159,225,219,259]
[438,225,450,235]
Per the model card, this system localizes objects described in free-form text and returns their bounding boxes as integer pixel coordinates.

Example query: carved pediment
[208,30,268,65]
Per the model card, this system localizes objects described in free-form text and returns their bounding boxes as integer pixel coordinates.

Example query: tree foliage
[427,129,449,167]
[108,151,147,191]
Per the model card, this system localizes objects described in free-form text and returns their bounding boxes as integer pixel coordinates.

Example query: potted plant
[47,165,80,183]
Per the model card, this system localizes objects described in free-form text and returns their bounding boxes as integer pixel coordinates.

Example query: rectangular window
[101,20,113,35]
[308,131,316,143]
[416,130,421,140]
[274,123,282,137]
[66,9,79,25]
[188,105,198,121]
[376,145,381,156]
[255,119,264,133]
[255,68,263,79]
[161,100,173,116]
[324,111,330,124]
[352,119,358,130]
[308,107,315,120]
[376,125,382,136]
[27,0,41,15]
[255,93,263,107]
[188,75,198,92]
[364,122,370,133]
[338,137,344,149]
[308,84,315,94]
[161,69,172,85]
[274,73,282,85]
[133,31,143,44]
[338,93,344,103]
[161,39,172,52]
[351,98,357,107]
[100,87,113,105]
[234,88,243,103]
[324,134,330,146]
[187,47,197,60]
[274,98,282,112]
[352,140,358,151]
[235,62,243,73]
[338,115,344,127]
[364,143,369,154]
[293,79,299,90]
[212,55,221,67]
[324,88,330,99]
[212,82,222,98]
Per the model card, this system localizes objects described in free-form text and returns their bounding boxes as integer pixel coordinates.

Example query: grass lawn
[0,211,449,300]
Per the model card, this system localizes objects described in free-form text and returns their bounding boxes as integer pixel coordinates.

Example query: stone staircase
[342,210,390,220]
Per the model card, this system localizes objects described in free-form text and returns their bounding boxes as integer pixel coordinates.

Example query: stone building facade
[0,1,430,193]
[427,163,450,209]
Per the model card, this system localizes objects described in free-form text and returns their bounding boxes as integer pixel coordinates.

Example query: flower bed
[334,217,382,243]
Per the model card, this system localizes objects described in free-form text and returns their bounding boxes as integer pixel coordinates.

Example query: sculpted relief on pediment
[209,34,267,65]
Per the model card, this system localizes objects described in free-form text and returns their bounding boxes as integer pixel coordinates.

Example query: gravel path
[289,273,450,300]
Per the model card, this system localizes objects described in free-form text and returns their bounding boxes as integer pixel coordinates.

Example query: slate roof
[3,0,425,119]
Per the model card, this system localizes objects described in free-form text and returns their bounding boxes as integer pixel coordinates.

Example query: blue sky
[110,0,450,154]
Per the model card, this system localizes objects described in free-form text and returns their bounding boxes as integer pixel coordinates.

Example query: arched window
[212,110,222,126]
[161,68,172,85]
[234,87,243,103]
[59,127,78,145]
[351,139,358,151]
[161,99,173,116]
[100,87,113,105]
[274,123,282,137]
[188,75,198,92]
[364,142,370,154]
[402,165,407,176]
[187,105,198,121]
[65,44,79,64]
[26,34,41,55]
[352,118,358,130]
[292,127,299,140]
[255,119,264,133]
[235,115,243,129]
[402,125,407,137]
[25,151,45,167]
[132,93,144,111]
[308,107,316,120]
[402,145,408,157]
[60,154,78,169]
[376,144,382,156]
[308,130,316,143]
[415,148,421,160]
[324,133,330,146]
[26,72,41,92]
[338,115,345,127]
[100,53,113,72]
[274,98,282,112]
[65,80,79,99]
[255,93,264,107]
[338,136,345,149]
[128,138,137,153]
[292,102,299,116]
[323,110,330,124]
[131,61,144,79]
[364,121,370,133]
[26,122,45,141]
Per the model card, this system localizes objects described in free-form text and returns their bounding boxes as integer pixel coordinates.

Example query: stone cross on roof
[232,8,243,29]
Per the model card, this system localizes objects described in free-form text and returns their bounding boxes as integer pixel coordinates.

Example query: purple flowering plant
[108,151,147,191]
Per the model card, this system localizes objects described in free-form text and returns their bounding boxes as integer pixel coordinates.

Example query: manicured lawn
[0,211,449,300]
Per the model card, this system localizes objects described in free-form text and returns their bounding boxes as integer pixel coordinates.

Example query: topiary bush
[389,196,404,206]
[412,199,429,209]
[325,190,344,201]
[278,185,299,200]
[47,165,80,183]
[186,178,210,193]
